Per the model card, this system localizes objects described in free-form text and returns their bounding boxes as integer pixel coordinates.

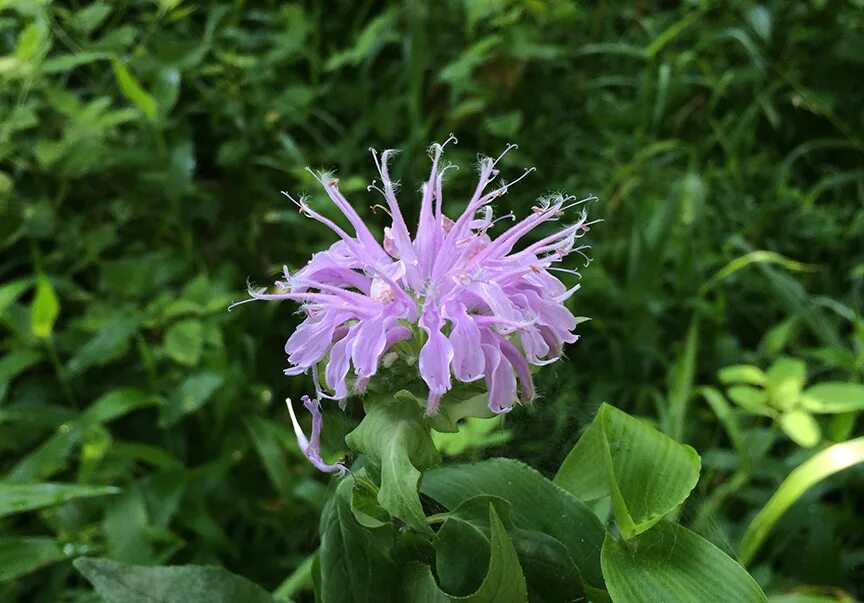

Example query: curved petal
[444,302,484,382]
[419,303,453,411]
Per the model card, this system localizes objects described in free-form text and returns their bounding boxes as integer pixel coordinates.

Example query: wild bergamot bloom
[234,136,595,473]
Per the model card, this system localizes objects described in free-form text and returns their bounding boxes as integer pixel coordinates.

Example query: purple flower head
[235,137,596,473]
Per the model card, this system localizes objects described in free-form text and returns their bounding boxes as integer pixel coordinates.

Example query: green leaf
[163,319,204,366]
[422,458,605,592]
[31,276,59,338]
[739,437,864,565]
[0,349,42,398]
[245,416,294,498]
[727,385,770,413]
[434,495,581,602]
[801,383,864,413]
[434,496,514,596]
[103,486,154,564]
[766,357,807,409]
[402,563,449,603]
[318,478,397,603]
[719,365,767,386]
[7,388,157,482]
[111,59,158,121]
[457,504,527,603]
[778,410,821,448]
[325,9,398,71]
[159,371,224,427]
[345,391,440,535]
[42,51,111,73]
[0,537,66,581]
[0,278,31,318]
[0,482,119,518]
[555,403,700,539]
[74,557,281,603]
[67,314,141,375]
[602,521,767,603]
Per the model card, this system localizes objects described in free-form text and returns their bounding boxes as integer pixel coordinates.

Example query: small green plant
[718,357,864,447]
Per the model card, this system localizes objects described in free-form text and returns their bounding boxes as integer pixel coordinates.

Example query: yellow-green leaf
[112,59,157,121]
[31,276,59,338]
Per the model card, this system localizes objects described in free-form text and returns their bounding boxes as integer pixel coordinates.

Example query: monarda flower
[234,136,595,473]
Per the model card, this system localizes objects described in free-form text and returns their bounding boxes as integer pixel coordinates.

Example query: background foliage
[1,0,863,601]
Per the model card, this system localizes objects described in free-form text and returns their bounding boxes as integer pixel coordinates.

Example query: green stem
[273,551,316,599]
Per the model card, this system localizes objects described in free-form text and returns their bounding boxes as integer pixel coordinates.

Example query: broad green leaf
[602,521,767,603]
[719,365,767,386]
[345,391,440,534]
[778,410,820,448]
[739,437,864,565]
[422,458,605,592]
[31,276,59,338]
[0,537,66,581]
[801,383,864,414]
[74,557,282,603]
[555,403,700,539]
[727,385,770,413]
[111,59,158,121]
[0,482,119,518]
[318,478,397,603]
[163,319,204,366]
[159,371,224,427]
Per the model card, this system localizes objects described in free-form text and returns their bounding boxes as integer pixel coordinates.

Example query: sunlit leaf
[31,276,59,338]
[111,59,157,121]
[801,383,864,414]
[719,365,767,386]
[555,403,700,539]
[778,410,820,448]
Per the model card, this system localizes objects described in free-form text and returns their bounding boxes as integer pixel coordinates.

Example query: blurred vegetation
[1,0,863,601]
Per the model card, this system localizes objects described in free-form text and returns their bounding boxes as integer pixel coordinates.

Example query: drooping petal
[325,331,353,400]
[351,314,391,378]
[418,303,453,412]
[444,302,484,382]
[286,397,346,475]
[482,342,517,414]
[497,336,534,403]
